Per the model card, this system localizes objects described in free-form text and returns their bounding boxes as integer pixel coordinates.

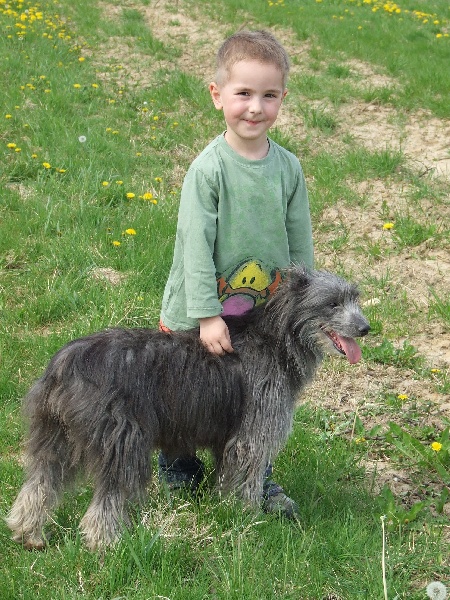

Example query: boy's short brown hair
[215,30,290,87]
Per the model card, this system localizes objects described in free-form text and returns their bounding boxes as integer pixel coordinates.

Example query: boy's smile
[210,60,287,159]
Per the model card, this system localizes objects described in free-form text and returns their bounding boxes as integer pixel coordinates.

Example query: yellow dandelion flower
[153,116,159,121]
[116,180,123,185]
[431,368,441,374]
[102,181,109,187]
[31,153,38,159]
[154,177,162,183]
[126,192,135,199]
[397,394,408,401]
[106,127,112,132]
[42,162,51,169]
[151,199,158,205]
[141,192,153,200]
[124,228,136,235]
[15,148,21,152]
[5,114,12,119]
[383,222,394,230]
[92,83,99,88]
[73,83,81,88]
[57,168,66,173]
[112,240,121,247]
[78,57,85,62]
[431,442,442,452]
[7,143,17,148]
[136,152,142,156]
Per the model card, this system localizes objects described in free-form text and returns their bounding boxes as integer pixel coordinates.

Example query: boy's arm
[179,166,233,354]
[286,166,314,268]
[178,166,223,319]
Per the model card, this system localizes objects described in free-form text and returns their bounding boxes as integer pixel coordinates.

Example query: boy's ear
[282,89,288,101]
[209,82,223,110]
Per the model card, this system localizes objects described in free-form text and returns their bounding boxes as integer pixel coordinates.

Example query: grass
[1,0,449,598]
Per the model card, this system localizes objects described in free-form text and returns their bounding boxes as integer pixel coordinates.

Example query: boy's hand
[199,315,234,355]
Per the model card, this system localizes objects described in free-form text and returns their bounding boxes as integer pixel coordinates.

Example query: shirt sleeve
[286,165,314,269]
[177,166,223,319]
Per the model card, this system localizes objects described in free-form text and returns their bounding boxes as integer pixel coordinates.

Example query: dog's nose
[359,322,370,336]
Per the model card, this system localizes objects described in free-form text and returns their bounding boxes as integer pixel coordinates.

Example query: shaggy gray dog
[7,266,370,550]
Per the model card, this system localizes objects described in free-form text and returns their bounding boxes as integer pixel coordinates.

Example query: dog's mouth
[322,329,362,364]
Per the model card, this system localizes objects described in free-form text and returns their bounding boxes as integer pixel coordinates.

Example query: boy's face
[210,60,287,153]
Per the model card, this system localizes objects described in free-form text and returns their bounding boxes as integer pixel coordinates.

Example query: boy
[159,30,314,517]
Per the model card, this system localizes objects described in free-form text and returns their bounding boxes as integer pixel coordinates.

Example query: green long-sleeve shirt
[160,133,314,330]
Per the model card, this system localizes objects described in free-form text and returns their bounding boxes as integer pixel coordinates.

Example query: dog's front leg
[218,435,270,505]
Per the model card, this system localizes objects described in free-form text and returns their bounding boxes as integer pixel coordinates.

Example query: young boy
[159,30,314,517]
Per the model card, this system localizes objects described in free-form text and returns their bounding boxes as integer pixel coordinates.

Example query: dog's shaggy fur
[7,267,369,550]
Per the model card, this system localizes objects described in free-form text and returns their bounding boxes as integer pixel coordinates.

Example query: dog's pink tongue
[338,335,362,364]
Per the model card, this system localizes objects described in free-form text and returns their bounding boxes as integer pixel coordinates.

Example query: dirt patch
[338,103,450,178]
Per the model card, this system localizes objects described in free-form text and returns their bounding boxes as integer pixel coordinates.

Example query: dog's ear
[286,263,312,289]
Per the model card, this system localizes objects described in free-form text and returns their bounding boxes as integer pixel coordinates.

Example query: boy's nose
[249,98,262,114]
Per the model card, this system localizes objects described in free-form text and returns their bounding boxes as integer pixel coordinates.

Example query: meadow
[0,0,449,598]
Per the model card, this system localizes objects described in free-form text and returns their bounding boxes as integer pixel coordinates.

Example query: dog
[6,266,370,550]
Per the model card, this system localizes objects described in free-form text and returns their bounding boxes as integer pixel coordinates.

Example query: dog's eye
[330,302,338,309]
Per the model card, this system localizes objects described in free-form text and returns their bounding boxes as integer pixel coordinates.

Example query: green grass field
[1,0,449,598]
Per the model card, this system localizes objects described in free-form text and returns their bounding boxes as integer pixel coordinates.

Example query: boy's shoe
[158,454,205,495]
[262,479,299,518]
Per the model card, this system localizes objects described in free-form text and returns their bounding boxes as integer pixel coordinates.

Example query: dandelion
[126,192,135,199]
[431,368,441,374]
[73,83,81,88]
[57,168,66,173]
[78,135,87,143]
[7,143,17,149]
[112,240,121,247]
[124,228,136,235]
[431,442,443,452]
[5,114,12,119]
[15,148,21,152]
[153,115,159,121]
[92,83,99,88]
[102,181,109,187]
[141,192,154,201]
[136,152,142,156]
[154,177,162,183]
[397,394,409,401]
[78,56,85,62]
[42,162,51,169]
[116,180,123,185]
[383,222,394,230]
[31,153,38,159]
[426,581,447,600]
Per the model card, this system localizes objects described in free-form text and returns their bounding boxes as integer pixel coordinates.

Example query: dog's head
[270,266,370,364]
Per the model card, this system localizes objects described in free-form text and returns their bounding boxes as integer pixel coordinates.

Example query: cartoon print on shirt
[217,259,283,316]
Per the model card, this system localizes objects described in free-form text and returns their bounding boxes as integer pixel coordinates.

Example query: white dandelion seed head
[426,581,447,600]
[78,135,87,143]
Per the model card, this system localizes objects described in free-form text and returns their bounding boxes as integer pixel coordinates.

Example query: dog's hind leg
[80,419,152,550]
[6,419,75,550]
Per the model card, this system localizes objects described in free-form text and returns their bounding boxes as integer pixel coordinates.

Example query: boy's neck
[224,130,270,160]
